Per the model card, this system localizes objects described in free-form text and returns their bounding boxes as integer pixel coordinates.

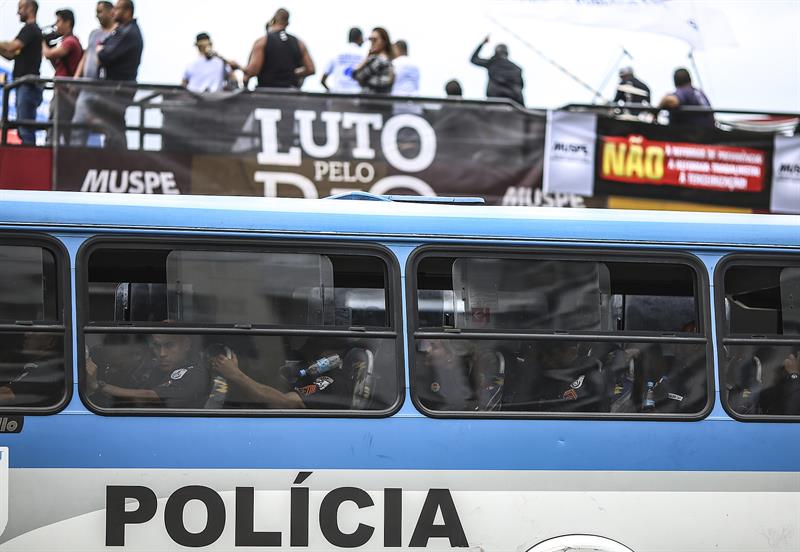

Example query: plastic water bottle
[299,355,342,378]
[643,380,656,412]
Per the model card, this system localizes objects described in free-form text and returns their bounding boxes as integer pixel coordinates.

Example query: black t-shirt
[292,352,357,410]
[536,364,608,413]
[13,23,42,79]
[148,361,209,409]
[123,356,209,409]
[257,30,301,89]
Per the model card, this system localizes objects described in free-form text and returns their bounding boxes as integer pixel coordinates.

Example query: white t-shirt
[391,55,420,96]
[183,56,226,93]
[324,42,364,93]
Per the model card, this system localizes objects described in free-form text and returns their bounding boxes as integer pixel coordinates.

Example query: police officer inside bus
[205,340,359,410]
[0,332,65,407]
[86,334,209,409]
[759,351,800,415]
[504,341,607,412]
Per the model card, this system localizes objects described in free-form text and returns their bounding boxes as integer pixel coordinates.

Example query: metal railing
[5,76,797,151]
[2,76,543,149]
[560,102,800,135]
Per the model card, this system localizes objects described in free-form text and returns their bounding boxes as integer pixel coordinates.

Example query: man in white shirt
[182,32,230,93]
[320,27,363,93]
[391,40,419,96]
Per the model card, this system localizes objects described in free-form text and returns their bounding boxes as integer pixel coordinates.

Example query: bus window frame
[406,244,714,421]
[76,235,405,418]
[0,232,72,415]
[715,252,800,423]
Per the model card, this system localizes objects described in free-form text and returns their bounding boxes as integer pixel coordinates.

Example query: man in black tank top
[231,8,314,89]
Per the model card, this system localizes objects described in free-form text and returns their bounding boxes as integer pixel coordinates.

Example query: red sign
[0,146,52,190]
[600,135,765,193]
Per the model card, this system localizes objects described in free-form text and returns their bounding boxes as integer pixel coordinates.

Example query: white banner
[542,110,597,196]
[771,135,800,214]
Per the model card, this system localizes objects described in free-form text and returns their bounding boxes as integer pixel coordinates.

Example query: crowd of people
[6,327,796,416]
[415,338,800,416]
[180,12,425,98]
[0,0,142,145]
[0,0,716,146]
[80,335,375,411]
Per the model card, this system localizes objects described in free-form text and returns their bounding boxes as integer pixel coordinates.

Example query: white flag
[493,0,738,50]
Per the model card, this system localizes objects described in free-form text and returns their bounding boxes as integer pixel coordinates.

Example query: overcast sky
[1,0,798,113]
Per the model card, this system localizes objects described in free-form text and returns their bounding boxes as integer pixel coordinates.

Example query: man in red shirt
[43,9,82,76]
[42,8,83,143]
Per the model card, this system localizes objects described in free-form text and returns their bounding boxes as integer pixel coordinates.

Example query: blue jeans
[15,82,43,145]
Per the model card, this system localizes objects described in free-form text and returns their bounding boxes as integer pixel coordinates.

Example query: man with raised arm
[470,35,524,105]
[208,345,359,410]
[42,9,82,78]
[42,8,83,144]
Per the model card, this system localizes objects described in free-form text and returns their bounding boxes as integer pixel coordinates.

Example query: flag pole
[688,49,705,91]
[486,15,606,103]
[594,47,633,104]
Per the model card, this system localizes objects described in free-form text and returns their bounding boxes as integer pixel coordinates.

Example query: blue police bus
[0,190,798,552]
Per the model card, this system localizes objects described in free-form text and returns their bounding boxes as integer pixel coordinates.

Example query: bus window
[0,243,67,410]
[720,259,800,418]
[412,251,709,417]
[82,243,399,414]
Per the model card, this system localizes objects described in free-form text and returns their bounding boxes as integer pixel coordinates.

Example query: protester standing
[320,27,363,93]
[391,40,419,96]
[232,8,314,89]
[659,67,715,129]
[613,66,650,105]
[182,33,231,93]
[470,35,524,105]
[95,0,143,149]
[74,1,113,79]
[352,27,394,95]
[0,0,43,145]
[42,8,82,143]
[70,1,113,146]
[97,0,142,82]
[42,9,82,77]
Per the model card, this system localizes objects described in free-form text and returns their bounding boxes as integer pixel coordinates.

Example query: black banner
[55,86,553,205]
[56,149,192,194]
[594,117,775,209]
